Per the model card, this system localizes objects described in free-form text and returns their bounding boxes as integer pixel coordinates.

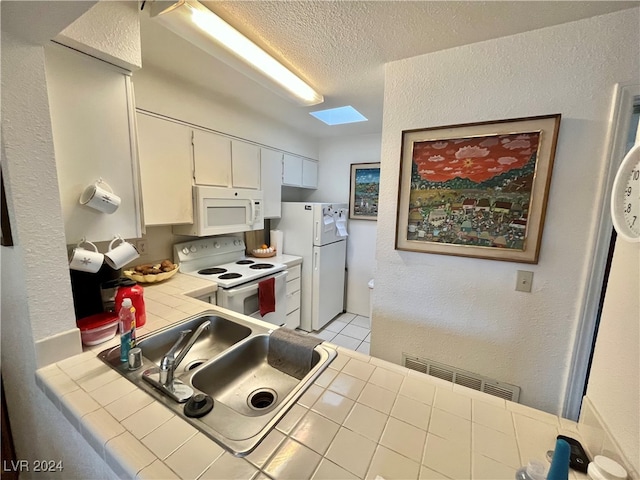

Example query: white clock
[611,142,640,242]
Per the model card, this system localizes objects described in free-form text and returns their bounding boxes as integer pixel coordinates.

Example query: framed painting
[396,114,561,263]
[349,162,381,220]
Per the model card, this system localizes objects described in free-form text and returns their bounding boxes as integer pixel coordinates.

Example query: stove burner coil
[250,263,273,270]
[235,260,254,265]
[198,268,227,275]
[218,273,243,279]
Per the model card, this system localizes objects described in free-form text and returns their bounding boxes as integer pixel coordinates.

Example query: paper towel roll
[270,230,284,253]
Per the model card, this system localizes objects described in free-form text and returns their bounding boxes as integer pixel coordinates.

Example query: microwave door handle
[249,200,256,226]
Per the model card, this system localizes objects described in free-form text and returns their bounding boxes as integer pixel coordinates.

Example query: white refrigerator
[275,202,348,331]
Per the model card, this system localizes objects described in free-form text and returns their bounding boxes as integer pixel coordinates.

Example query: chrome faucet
[159,320,211,389]
[142,319,211,403]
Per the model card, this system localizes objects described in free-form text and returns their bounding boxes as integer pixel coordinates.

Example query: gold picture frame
[396,114,561,263]
[349,162,380,220]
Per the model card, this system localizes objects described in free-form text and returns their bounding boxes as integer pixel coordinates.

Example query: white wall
[374,9,639,414]
[133,66,319,159]
[1,2,138,477]
[308,134,381,316]
[585,237,639,473]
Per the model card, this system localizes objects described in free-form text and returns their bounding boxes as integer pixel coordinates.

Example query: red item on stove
[258,277,276,317]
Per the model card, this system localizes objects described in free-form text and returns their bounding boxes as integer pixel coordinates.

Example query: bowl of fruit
[123,259,179,283]
[252,244,276,258]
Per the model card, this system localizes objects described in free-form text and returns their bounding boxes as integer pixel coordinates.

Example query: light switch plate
[516,270,534,292]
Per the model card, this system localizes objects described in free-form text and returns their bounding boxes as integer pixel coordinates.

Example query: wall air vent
[402,353,521,402]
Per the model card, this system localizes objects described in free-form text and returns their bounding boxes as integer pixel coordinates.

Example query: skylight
[309,106,367,125]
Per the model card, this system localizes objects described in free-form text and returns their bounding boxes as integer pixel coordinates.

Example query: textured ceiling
[140,1,638,138]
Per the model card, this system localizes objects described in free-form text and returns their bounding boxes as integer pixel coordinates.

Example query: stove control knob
[181,247,190,255]
[190,246,197,253]
[213,242,220,249]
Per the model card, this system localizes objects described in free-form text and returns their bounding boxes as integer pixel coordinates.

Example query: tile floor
[297,313,371,355]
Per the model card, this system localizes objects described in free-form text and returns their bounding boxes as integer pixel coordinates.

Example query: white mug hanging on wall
[79,179,121,214]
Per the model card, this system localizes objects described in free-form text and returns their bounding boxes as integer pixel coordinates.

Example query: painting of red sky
[412,131,541,184]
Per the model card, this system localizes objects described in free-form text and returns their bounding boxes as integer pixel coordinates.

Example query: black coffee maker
[70,263,121,320]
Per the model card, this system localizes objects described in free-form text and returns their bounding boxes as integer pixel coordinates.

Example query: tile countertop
[38,269,592,480]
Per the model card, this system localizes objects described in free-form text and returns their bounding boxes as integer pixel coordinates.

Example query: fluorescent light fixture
[309,106,368,125]
[150,0,323,106]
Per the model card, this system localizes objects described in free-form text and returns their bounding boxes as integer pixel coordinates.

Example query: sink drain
[185,360,205,371]
[248,388,277,411]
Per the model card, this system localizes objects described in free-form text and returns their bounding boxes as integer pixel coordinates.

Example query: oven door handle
[222,271,287,296]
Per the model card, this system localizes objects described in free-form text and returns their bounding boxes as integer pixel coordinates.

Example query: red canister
[115,279,146,328]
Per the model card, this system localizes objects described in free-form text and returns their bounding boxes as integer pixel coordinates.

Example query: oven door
[216,271,287,326]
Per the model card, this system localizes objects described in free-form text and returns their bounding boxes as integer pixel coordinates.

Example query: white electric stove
[174,236,287,326]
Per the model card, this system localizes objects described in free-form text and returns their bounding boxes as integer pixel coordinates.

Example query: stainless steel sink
[98,310,336,456]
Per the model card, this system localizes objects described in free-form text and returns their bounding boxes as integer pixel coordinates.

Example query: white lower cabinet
[285,264,302,329]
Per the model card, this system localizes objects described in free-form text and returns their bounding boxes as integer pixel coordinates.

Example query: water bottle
[119,298,136,362]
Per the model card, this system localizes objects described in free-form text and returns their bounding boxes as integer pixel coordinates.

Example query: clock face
[611,143,640,243]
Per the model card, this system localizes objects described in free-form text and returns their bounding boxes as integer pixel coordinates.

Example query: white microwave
[172,186,264,237]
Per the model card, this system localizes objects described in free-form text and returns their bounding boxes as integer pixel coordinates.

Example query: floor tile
[324,320,348,333]
[356,342,370,354]
[364,332,371,343]
[311,329,337,342]
[329,334,361,350]
[349,315,371,329]
[334,313,357,324]
[341,324,370,341]
[325,427,376,478]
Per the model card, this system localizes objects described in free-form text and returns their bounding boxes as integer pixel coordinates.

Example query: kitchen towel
[268,327,322,380]
[258,277,276,317]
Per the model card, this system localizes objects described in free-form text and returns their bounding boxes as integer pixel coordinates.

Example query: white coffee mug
[79,180,121,214]
[69,239,104,273]
[408,224,417,233]
[104,236,139,269]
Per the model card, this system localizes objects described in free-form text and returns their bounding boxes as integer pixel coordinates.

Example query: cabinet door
[260,148,283,218]
[302,159,318,188]
[282,154,303,186]
[231,140,260,189]
[193,130,231,187]
[45,43,142,243]
[136,113,193,225]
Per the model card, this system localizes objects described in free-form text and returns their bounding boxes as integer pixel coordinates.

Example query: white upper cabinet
[136,113,193,225]
[302,158,319,188]
[260,148,283,218]
[282,154,318,189]
[45,43,142,243]
[231,140,261,189]
[193,129,231,187]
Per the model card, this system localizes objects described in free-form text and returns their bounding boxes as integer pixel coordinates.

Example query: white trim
[563,83,640,419]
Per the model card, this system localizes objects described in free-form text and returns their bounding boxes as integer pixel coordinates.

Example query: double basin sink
[98,311,336,456]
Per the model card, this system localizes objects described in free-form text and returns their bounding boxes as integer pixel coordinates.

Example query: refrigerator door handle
[314,251,318,271]
[314,220,320,244]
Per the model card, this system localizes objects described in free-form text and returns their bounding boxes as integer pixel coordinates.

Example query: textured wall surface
[1,2,142,477]
[309,134,382,316]
[373,9,639,414]
[56,0,142,71]
[586,237,640,472]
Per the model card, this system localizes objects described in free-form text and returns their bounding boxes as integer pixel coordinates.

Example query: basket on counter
[251,248,276,258]
[123,263,180,283]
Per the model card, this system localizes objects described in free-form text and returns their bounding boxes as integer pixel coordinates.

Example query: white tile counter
[37,275,594,480]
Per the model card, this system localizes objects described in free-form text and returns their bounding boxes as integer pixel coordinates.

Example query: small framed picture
[396,114,561,263]
[349,162,381,220]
